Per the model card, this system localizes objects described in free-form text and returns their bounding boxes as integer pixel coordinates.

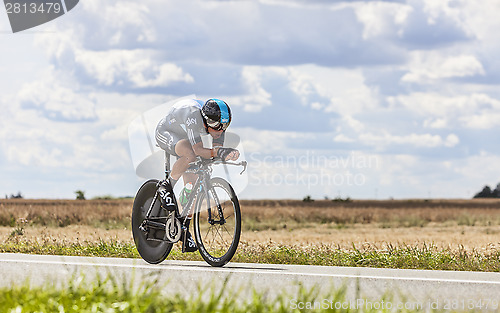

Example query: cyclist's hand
[217,147,239,161]
[227,149,240,160]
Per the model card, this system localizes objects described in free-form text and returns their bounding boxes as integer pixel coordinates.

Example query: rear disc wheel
[131,179,173,264]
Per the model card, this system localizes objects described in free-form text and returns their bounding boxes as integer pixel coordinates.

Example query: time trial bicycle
[132,152,247,267]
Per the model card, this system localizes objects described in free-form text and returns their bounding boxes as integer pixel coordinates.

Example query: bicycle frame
[178,165,209,221]
[182,167,224,226]
[179,156,246,224]
[141,152,247,240]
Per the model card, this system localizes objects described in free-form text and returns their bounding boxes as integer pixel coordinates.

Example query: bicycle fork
[205,182,226,226]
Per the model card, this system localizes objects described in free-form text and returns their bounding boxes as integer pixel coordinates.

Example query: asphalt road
[1,253,500,310]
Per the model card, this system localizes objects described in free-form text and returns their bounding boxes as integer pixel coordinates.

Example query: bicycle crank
[165,213,182,242]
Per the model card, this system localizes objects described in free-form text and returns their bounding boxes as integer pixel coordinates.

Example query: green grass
[1,275,269,313]
[234,242,500,272]
[0,275,485,313]
[0,238,140,258]
[2,238,500,272]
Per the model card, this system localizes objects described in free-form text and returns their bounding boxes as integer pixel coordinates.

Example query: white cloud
[444,134,459,147]
[34,0,407,72]
[454,150,500,183]
[75,49,194,88]
[310,102,324,110]
[238,66,273,112]
[359,131,459,148]
[81,0,156,44]
[99,108,138,141]
[288,68,316,105]
[18,70,97,122]
[377,154,419,186]
[420,0,464,26]
[392,92,500,130]
[402,53,485,83]
[423,118,448,129]
[288,65,379,115]
[6,145,63,167]
[333,134,355,143]
[0,71,155,177]
[342,115,365,132]
[461,113,500,129]
[436,0,500,41]
[352,1,412,40]
[235,128,290,153]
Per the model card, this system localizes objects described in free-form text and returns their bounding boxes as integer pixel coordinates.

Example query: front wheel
[132,179,173,264]
[193,177,241,267]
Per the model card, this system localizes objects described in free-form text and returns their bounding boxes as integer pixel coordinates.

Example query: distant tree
[473,185,499,198]
[303,195,314,202]
[9,192,23,199]
[92,194,114,200]
[332,196,352,203]
[75,190,86,200]
[493,183,500,198]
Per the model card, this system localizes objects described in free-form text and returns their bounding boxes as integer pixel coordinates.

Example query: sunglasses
[207,119,229,131]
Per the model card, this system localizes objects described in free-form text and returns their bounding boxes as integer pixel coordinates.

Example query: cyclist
[155,98,239,252]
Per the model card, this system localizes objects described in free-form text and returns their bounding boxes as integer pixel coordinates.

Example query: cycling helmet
[201,99,232,131]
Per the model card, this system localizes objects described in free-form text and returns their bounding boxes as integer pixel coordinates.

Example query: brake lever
[239,161,247,175]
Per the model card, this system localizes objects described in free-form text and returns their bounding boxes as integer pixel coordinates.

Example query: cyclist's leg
[155,127,178,156]
[172,140,198,252]
[156,128,189,183]
[174,139,200,218]
[171,139,196,181]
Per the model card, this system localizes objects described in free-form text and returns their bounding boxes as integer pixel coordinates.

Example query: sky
[1,0,499,200]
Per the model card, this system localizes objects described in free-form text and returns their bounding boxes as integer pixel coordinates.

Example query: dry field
[241,199,500,252]
[1,198,500,253]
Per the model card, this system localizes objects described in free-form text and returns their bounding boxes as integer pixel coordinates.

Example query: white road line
[2,258,500,285]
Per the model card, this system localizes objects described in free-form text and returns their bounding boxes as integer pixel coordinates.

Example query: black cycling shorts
[155,128,185,157]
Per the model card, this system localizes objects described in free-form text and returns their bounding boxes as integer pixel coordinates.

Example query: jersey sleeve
[185,110,207,146]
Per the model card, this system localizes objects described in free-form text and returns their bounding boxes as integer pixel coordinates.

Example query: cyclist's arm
[184,110,213,158]
[192,141,219,159]
[212,132,239,160]
[192,142,239,160]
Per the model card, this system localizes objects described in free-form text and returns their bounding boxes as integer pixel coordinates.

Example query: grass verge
[2,238,500,272]
[234,242,500,272]
[0,274,485,313]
